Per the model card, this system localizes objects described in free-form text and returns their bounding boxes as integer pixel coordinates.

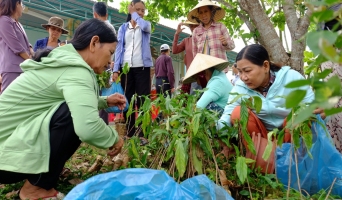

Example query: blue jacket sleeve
[131,12,151,33]
[114,25,124,72]
[33,40,40,52]
[196,77,222,108]
[217,86,244,129]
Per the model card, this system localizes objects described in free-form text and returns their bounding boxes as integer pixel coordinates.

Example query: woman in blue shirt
[218,44,326,142]
[113,0,153,144]
[183,53,233,116]
[33,17,68,51]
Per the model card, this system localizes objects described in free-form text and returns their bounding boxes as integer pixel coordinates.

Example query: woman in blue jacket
[113,0,153,144]
[33,17,68,51]
[218,44,325,142]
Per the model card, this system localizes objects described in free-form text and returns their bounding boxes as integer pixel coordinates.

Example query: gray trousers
[0,72,21,94]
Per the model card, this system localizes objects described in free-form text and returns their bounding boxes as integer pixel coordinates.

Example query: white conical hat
[187,0,226,23]
[183,53,229,84]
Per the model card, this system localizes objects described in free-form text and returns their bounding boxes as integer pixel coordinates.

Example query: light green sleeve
[98,96,109,110]
[56,68,119,149]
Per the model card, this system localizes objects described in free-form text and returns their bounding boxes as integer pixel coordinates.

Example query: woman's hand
[175,23,185,35]
[219,35,228,46]
[313,108,326,120]
[107,93,126,109]
[107,137,124,158]
[128,2,136,14]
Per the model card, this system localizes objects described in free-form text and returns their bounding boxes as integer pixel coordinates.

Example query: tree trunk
[238,0,290,66]
[283,0,312,73]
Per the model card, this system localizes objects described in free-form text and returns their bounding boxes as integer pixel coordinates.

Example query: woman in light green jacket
[0,19,125,200]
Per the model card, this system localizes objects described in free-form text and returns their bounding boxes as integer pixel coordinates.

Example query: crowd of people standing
[0,0,341,199]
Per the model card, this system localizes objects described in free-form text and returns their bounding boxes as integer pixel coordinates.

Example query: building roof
[22,0,189,52]
[22,0,237,62]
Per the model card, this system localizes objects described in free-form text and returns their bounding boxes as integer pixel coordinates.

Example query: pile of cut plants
[1,92,341,200]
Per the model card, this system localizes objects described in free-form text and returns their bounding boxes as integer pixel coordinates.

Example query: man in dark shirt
[155,44,175,97]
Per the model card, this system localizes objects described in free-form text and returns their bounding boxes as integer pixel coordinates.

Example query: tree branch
[283,0,299,34]
[238,0,289,65]
[216,0,256,33]
[297,8,313,36]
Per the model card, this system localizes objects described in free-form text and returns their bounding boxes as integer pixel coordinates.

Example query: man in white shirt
[93,2,116,35]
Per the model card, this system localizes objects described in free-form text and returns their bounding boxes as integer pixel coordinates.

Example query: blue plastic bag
[64,168,234,200]
[276,115,342,196]
[101,82,129,113]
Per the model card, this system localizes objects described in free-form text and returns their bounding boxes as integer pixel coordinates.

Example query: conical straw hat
[182,20,199,27]
[187,0,226,23]
[183,53,229,84]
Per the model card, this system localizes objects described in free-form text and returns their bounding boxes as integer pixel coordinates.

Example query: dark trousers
[156,77,171,98]
[0,103,81,189]
[120,67,151,137]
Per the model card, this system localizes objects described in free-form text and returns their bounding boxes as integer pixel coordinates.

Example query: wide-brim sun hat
[187,0,226,23]
[183,53,229,84]
[182,20,199,27]
[42,16,69,34]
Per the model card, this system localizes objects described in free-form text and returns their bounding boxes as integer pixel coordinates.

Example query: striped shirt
[192,22,235,60]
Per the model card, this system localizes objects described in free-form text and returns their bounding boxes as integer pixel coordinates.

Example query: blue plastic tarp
[65,168,234,200]
[276,115,342,196]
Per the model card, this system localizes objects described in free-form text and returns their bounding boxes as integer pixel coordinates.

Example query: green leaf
[175,139,186,177]
[307,31,338,55]
[229,93,246,104]
[191,113,201,136]
[302,124,313,158]
[315,69,333,80]
[285,90,307,109]
[142,112,151,135]
[311,10,334,23]
[285,79,311,88]
[262,131,275,161]
[245,158,255,164]
[192,145,203,174]
[261,175,278,189]
[242,129,256,155]
[291,105,316,128]
[165,138,176,162]
[240,100,249,128]
[122,62,130,74]
[277,129,285,147]
[319,38,340,62]
[236,156,248,184]
[130,139,140,159]
[325,107,342,116]
[326,75,342,96]
[293,129,300,149]
[239,190,249,196]
[252,96,262,114]
[126,95,135,119]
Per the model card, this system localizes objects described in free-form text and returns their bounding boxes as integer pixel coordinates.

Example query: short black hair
[161,49,169,53]
[93,2,107,17]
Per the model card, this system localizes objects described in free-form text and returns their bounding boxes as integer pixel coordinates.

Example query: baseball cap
[160,44,170,51]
